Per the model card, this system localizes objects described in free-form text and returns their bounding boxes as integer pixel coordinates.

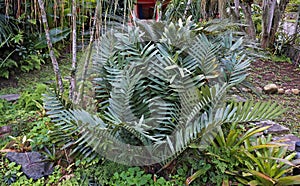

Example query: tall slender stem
[70,0,77,100]
[37,0,64,94]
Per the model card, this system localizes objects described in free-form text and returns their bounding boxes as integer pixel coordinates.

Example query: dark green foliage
[0,99,11,115]
[0,157,62,186]
[0,14,17,44]
[16,83,48,111]
[0,158,23,185]
[59,159,129,185]
[28,117,53,150]
[109,167,180,186]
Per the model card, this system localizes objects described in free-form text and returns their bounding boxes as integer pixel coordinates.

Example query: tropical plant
[235,135,300,185]
[185,124,269,185]
[16,83,48,112]
[186,124,300,185]
[43,18,285,167]
[0,158,23,185]
[8,135,33,152]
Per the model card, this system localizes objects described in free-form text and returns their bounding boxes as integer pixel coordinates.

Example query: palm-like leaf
[44,19,285,166]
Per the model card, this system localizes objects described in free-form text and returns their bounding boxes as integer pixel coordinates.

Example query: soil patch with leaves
[249,60,300,135]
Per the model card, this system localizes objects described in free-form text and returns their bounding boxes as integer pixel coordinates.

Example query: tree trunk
[218,0,228,18]
[37,0,64,94]
[229,0,240,21]
[70,0,77,100]
[200,0,208,20]
[261,0,290,48]
[240,1,256,39]
[292,5,300,45]
[201,0,219,20]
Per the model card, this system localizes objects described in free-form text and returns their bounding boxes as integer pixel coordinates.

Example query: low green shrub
[184,123,300,185]
[16,83,48,112]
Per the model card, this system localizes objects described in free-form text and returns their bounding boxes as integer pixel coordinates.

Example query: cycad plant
[44,18,285,166]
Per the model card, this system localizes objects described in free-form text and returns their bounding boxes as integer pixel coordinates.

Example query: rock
[255,120,290,135]
[0,94,20,102]
[242,88,251,92]
[273,134,300,151]
[0,125,12,135]
[255,87,263,94]
[263,84,278,94]
[292,89,300,95]
[6,152,54,180]
[0,125,12,138]
[231,87,238,93]
[285,89,292,95]
[278,88,285,94]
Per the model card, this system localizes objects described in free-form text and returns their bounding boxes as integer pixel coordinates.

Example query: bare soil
[249,60,300,135]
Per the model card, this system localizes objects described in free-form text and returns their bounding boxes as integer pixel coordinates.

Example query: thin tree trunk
[240,2,256,39]
[201,0,218,20]
[200,0,208,20]
[218,0,227,18]
[184,0,192,18]
[261,0,276,48]
[37,0,64,94]
[261,0,289,48]
[70,0,77,100]
[157,0,162,21]
[233,0,240,20]
[292,5,300,45]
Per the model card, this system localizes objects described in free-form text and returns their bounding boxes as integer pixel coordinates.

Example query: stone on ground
[255,120,290,135]
[0,125,12,138]
[292,89,300,95]
[231,95,247,102]
[285,89,292,95]
[278,88,285,94]
[273,134,300,151]
[263,84,278,94]
[0,94,20,102]
[6,152,54,180]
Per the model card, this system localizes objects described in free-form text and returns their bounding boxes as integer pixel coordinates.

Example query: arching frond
[44,20,285,166]
[187,34,222,79]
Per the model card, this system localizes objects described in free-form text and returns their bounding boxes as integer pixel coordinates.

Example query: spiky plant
[43,18,285,166]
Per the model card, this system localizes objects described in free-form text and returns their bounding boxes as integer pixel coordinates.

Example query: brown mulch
[251,60,300,90]
[249,60,300,135]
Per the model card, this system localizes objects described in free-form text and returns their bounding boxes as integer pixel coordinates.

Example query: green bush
[16,83,48,111]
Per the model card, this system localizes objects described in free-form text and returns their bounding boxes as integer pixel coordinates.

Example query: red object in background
[133,0,169,21]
